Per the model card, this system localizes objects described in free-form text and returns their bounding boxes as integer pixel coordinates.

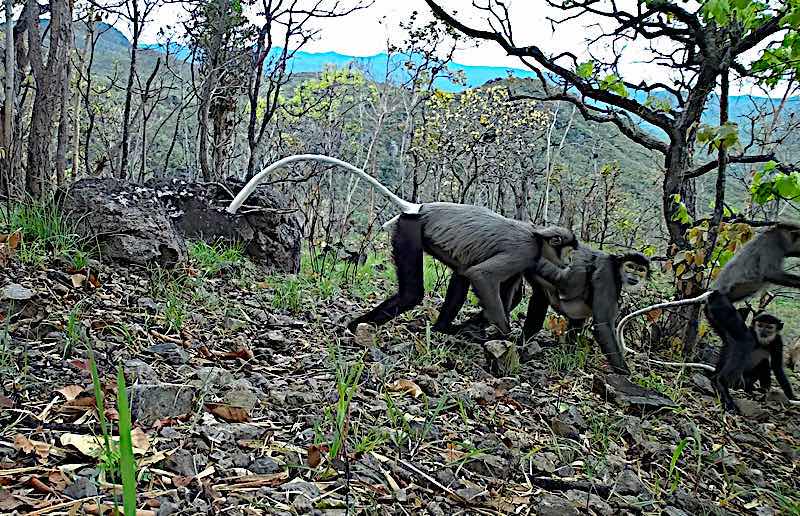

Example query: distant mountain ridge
[88,21,800,128]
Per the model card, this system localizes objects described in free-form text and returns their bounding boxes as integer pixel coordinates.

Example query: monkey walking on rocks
[227,154,578,335]
[436,246,651,374]
[617,223,800,413]
[737,313,795,400]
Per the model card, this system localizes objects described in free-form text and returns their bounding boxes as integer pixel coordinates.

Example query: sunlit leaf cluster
[751,161,800,204]
[665,221,754,292]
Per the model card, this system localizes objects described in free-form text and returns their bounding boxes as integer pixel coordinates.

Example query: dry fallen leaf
[60,431,150,458]
[307,444,325,468]
[130,428,151,452]
[0,395,14,408]
[387,379,423,399]
[59,433,104,458]
[14,434,52,460]
[71,274,87,288]
[645,308,663,323]
[0,488,22,511]
[205,403,250,423]
[173,475,193,488]
[56,385,86,401]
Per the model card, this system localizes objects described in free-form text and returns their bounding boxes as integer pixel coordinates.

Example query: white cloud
[137,0,788,97]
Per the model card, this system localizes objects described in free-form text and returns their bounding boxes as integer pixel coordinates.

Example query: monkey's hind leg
[463,253,525,335]
[705,291,756,413]
[347,215,425,332]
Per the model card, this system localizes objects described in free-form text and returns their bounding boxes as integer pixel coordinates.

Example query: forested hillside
[2,1,800,515]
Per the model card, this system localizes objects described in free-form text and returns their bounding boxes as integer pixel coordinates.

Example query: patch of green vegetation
[270,274,305,313]
[410,325,454,368]
[423,256,448,298]
[63,303,85,359]
[0,317,16,378]
[85,342,138,512]
[546,331,595,373]
[163,290,187,333]
[312,345,365,472]
[584,412,622,478]
[188,239,245,277]
[1,201,91,266]
[633,370,687,402]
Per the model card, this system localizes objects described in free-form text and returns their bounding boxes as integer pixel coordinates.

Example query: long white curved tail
[226,154,422,215]
[616,291,713,355]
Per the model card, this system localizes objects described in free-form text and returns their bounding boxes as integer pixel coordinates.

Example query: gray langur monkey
[435,246,651,374]
[740,313,795,400]
[226,154,579,335]
[616,222,800,413]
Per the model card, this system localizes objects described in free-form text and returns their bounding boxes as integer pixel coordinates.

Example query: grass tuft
[188,239,245,277]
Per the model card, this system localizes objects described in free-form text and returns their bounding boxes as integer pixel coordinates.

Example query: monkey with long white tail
[615,222,800,413]
[227,154,578,335]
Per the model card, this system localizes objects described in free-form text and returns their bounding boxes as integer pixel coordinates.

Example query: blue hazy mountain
[87,21,797,127]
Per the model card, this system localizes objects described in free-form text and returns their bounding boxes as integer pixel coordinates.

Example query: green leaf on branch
[576,61,594,79]
[599,74,628,97]
[671,194,693,224]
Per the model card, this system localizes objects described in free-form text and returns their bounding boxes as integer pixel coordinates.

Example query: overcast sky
[138,0,782,97]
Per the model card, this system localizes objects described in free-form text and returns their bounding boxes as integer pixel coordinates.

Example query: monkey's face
[620,261,648,292]
[753,321,779,346]
[559,243,575,267]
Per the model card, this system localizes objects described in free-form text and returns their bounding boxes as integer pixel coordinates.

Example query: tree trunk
[55,56,73,185]
[2,0,14,197]
[119,7,140,179]
[25,0,72,198]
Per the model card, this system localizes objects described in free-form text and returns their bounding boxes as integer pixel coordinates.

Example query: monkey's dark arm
[532,259,569,288]
[770,339,796,400]
[767,271,800,289]
[591,282,630,375]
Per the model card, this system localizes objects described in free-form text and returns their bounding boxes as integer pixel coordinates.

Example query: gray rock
[1,283,35,301]
[163,449,197,477]
[613,468,646,495]
[691,373,714,394]
[129,384,196,426]
[537,494,579,516]
[249,456,282,475]
[64,476,98,499]
[663,507,690,516]
[138,297,160,313]
[285,390,317,407]
[224,385,259,411]
[147,178,301,273]
[529,452,558,474]
[279,479,320,499]
[466,382,495,403]
[145,342,189,365]
[564,489,613,516]
[194,367,235,387]
[156,499,180,516]
[592,374,676,411]
[124,359,158,383]
[736,399,768,419]
[61,178,185,266]
[292,495,313,513]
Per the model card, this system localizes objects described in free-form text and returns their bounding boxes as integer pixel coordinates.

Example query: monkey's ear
[550,236,563,246]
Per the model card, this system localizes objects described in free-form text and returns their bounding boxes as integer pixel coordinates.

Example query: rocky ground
[0,252,798,515]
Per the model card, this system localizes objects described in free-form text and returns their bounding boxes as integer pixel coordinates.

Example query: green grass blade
[86,343,112,455]
[116,366,138,515]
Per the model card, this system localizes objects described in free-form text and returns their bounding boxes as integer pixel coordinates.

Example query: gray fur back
[712,228,784,293]
[417,202,537,267]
